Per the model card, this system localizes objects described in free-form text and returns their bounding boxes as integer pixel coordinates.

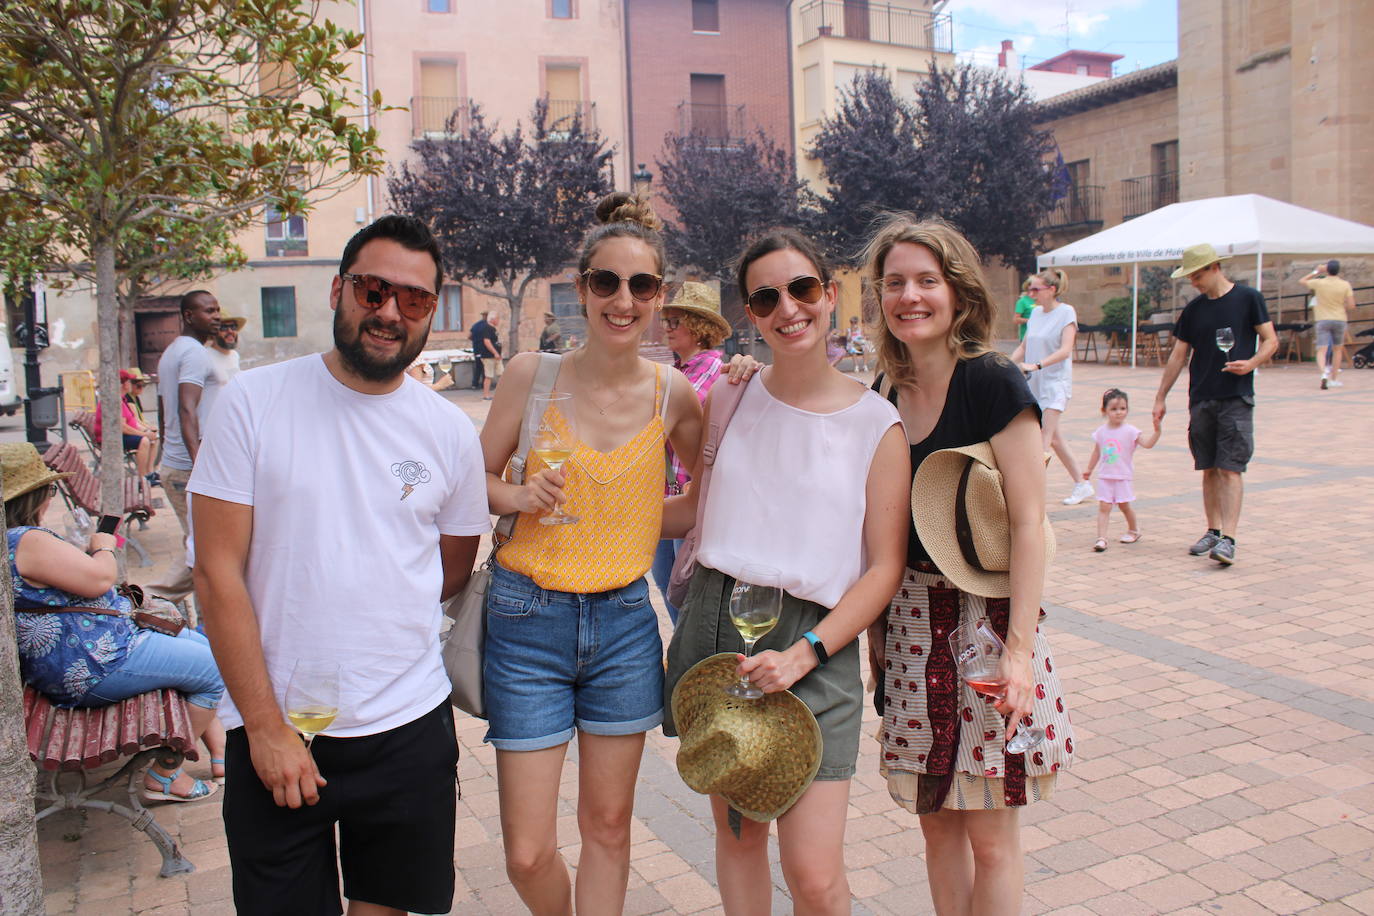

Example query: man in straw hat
[1152,243,1277,566]
[189,216,491,915]
[207,315,247,388]
[538,311,563,352]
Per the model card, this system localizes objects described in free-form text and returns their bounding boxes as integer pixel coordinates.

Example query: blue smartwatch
[802,631,829,668]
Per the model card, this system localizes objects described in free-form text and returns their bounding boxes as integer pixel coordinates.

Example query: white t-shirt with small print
[188,355,491,736]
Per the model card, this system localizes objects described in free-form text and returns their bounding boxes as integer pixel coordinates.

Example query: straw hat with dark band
[1,443,69,503]
[665,281,732,340]
[218,315,248,331]
[911,443,1055,598]
[1170,243,1231,279]
[671,653,822,823]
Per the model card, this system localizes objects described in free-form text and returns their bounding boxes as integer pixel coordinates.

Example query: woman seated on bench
[4,443,225,802]
[93,369,159,487]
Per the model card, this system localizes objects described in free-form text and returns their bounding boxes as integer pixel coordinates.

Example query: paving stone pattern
[33,362,1374,914]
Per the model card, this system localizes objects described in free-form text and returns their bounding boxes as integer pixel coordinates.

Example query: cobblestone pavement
[29,359,1374,915]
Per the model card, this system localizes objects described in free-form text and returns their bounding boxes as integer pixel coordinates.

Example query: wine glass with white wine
[285,660,341,753]
[1215,326,1236,370]
[529,392,579,526]
[724,564,783,700]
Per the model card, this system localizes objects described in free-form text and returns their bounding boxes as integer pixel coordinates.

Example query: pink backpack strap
[699,375,749,471]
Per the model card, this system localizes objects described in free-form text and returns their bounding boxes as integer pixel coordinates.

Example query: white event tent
[1036,193,1374,366]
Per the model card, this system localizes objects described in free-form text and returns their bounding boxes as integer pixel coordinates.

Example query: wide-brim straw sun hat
[1,443,69,503]
[671,653,822,823]
[1170,243,1232,279]
[218,315,248,330]
[665,281,732,340]
[911,442,1056,598]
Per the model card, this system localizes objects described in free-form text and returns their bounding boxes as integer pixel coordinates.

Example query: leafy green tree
[388,100,614,354]
[0,4,383,893]
[0,0,384,525]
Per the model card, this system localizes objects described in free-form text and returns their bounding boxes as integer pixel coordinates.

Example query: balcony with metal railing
[411,97,470,138]
[545,98,596,134]
[1043,185,1104,230]
[676,102,746,143]
[1120,171,1179,220]
[797,1,953,52]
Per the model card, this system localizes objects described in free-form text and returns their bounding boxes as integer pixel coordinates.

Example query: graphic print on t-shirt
[391,459,432,500]
[1103,438,1122,466]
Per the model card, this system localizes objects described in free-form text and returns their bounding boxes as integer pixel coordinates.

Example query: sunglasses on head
[342,273,438,321]
[581,268,663,302]
[746,276,824,317]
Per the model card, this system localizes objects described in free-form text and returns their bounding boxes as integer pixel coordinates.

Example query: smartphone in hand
[97,514,121,535]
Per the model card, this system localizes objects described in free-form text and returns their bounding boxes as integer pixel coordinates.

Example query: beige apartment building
[36,0,630,379]
[792,0,954,189]
[1018,0,1373,332]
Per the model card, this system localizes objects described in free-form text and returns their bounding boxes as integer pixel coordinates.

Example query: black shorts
[1188,396,1255,472]
[223,701,458,916]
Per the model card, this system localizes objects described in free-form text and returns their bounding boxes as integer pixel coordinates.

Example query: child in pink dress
[1083,388,1162,551]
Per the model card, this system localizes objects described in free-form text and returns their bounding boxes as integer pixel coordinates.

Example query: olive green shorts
[663,565,861,780]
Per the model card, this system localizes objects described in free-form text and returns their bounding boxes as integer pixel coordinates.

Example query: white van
[0,335,22,416]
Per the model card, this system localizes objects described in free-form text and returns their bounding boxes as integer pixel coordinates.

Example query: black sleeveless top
[875,352,1039,567]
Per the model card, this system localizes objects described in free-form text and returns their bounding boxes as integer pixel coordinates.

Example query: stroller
[1353,326,1374,369]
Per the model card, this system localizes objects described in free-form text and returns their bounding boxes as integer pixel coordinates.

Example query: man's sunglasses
[746,276,824,317]
[342,273,438,321]
[581,268,663,302]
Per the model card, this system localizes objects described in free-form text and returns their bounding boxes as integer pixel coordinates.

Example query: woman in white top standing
[1011,269,1092,505]
[662,228,910,915]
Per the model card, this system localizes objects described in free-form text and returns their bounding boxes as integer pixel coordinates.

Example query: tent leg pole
[1131,262,1139,369]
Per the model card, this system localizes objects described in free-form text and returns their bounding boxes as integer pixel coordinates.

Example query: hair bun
[595,192,663,232]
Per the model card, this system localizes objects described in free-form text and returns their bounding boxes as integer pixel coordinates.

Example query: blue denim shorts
[483,563,664,751]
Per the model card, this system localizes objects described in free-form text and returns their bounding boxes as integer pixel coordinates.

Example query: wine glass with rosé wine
[947,618,1045,754]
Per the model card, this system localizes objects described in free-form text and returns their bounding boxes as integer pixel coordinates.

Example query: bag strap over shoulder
[496,352,562,542]
[700,375,749,469]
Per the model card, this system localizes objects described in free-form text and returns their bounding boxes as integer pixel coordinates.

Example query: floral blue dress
[9,526,140,706]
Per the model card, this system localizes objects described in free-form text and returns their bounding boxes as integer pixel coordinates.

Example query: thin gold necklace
[572,351,635,416]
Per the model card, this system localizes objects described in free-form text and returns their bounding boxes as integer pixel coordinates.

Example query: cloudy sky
[946,0,1178,74]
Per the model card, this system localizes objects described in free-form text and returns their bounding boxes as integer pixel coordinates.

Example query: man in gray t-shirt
[148,290,220,603]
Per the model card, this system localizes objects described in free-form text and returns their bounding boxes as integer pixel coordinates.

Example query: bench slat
[24,686,199,772]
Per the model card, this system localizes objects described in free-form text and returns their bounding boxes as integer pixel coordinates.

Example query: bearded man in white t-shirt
[190,216,490,916]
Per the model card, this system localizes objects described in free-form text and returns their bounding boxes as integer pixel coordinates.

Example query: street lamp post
[632,163,653,197]
[22,278,50,448]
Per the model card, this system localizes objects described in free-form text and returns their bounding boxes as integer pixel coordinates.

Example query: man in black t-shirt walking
[468,311,490,389]
[1153,244,1277,566]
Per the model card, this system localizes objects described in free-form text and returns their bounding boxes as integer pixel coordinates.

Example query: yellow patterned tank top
[499,365,668,593]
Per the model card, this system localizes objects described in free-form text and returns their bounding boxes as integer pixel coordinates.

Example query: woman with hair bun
[479,191,705,915]
[1011,268,1093,505]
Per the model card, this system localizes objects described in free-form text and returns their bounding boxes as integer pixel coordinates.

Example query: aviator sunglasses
[342,273,438,321]
[581,268,663,302]
[746,275,824,317]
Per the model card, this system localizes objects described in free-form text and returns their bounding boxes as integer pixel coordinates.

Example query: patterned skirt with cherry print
[878,566,1075,813]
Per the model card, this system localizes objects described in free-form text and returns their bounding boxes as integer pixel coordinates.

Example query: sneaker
[1321,375,1329,390]
[1329,378,1343,387]
[1062,481,1094,505]
[1189,531,1221,556]
[1209,537,1235,566]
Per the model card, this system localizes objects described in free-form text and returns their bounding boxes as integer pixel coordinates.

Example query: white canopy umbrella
[1036,193,1374,365]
